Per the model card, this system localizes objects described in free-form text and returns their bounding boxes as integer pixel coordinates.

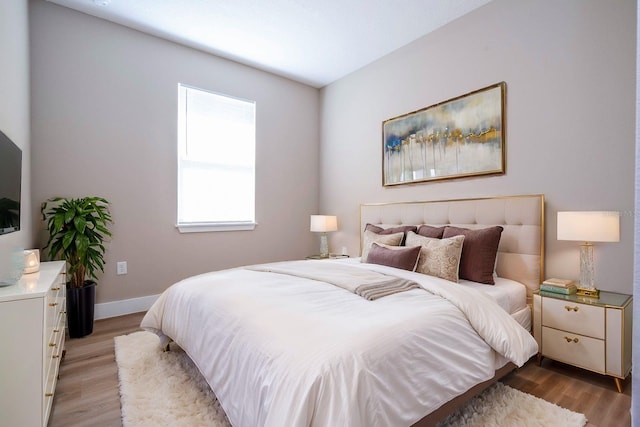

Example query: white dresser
[0,261,66,426]
[533,289,632,392]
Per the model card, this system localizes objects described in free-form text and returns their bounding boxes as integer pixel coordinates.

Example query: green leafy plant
[41,197,113,288]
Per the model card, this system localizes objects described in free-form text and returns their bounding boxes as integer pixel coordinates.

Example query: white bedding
[342,258,528,316]
[142,259,537,427]
[460,277,527,315]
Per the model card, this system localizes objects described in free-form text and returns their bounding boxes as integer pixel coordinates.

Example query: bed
[142,194,544,427]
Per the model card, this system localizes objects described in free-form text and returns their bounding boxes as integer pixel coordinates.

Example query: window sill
[176,221,257,233]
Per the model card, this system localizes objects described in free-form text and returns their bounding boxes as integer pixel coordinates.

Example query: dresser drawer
[542,326,605,373]
[542,297,604,339]
[46,313,65,362]
[45,322,64,387]
[45,286,61,335]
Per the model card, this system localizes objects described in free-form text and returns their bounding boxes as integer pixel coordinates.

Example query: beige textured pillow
[361,230,404,262]
[405,231,465,282]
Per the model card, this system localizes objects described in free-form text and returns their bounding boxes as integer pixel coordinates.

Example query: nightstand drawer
[542,326,605,373]
[542,297,604,339]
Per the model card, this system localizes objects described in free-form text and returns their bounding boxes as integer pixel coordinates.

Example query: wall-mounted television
[0,130,21,235]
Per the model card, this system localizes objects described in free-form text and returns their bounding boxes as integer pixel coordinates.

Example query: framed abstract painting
[382,82,506,186]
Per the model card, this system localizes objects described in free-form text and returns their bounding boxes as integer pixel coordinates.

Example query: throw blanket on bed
[247,261,420,300]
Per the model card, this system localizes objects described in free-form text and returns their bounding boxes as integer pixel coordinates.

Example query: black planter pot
[66,280,96,338]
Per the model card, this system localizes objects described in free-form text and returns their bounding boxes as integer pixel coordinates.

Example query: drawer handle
[564,336,579,343]
[45,393,54,397]
[49,343,57,347]
[564,305,579,312]
[52,355,60,359]
[53,329,60,333]
[52,287,60,291]
[49,302,58,307]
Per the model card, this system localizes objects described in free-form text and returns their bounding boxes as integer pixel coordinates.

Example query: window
[177,84,256,232]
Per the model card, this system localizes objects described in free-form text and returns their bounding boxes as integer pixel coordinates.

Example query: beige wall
[30,1,320,303]
[28,0,638,301]
[320,0,636,294]
[0,0,31,281]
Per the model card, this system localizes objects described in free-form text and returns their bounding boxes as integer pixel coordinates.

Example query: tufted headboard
[360,194,544,299]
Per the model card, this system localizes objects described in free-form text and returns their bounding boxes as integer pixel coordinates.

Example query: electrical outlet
[117,261,127,275]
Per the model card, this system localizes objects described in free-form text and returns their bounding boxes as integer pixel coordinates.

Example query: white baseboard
[94,294,160,320]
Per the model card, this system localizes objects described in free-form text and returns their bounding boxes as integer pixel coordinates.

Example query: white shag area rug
[115,331,587,427]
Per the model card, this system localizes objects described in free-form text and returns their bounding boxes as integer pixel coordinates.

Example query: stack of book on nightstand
[540,278,577,294]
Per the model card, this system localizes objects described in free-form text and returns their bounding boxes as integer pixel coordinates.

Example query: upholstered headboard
[360,194,544,299]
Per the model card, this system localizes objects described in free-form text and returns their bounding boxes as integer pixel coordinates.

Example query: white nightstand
[533,289,632,392]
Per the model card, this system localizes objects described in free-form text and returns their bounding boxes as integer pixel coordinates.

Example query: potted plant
[41,197,112,338]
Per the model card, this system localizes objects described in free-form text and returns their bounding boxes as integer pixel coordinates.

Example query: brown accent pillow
[365,223,418,245]
[365,223,417,235]
[366,243,421,271]
[417,225,446,238]
[442,226,504,285]
[361,230,404,262]
[405,232,464,282]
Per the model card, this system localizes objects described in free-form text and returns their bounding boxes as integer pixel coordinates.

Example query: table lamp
[23,249,40,274]
[557,211,620,297]
[310,215,337,258]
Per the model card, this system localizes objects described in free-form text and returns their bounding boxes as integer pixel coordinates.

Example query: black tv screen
[0,130,21,235]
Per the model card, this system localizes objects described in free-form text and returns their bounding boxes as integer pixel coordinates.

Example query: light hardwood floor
[49,313,144,427]
[49,312,631,427]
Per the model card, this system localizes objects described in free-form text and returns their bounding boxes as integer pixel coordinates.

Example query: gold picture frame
[382,82,506,186]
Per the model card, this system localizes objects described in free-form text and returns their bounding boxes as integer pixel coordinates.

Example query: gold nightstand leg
[613,377,624,393]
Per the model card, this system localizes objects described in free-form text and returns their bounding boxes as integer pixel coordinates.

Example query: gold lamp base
[576,287,600,298]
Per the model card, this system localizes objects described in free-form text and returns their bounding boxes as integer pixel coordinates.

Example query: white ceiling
[46,0,492,88]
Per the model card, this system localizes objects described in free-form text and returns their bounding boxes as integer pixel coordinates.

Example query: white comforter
[142,259,538,427]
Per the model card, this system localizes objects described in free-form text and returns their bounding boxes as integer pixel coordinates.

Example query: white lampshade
[23,249,40,274]
[310,215,338,233]
[557,211,620,242]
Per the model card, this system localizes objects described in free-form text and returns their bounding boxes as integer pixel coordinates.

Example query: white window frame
[176,84,257,233]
